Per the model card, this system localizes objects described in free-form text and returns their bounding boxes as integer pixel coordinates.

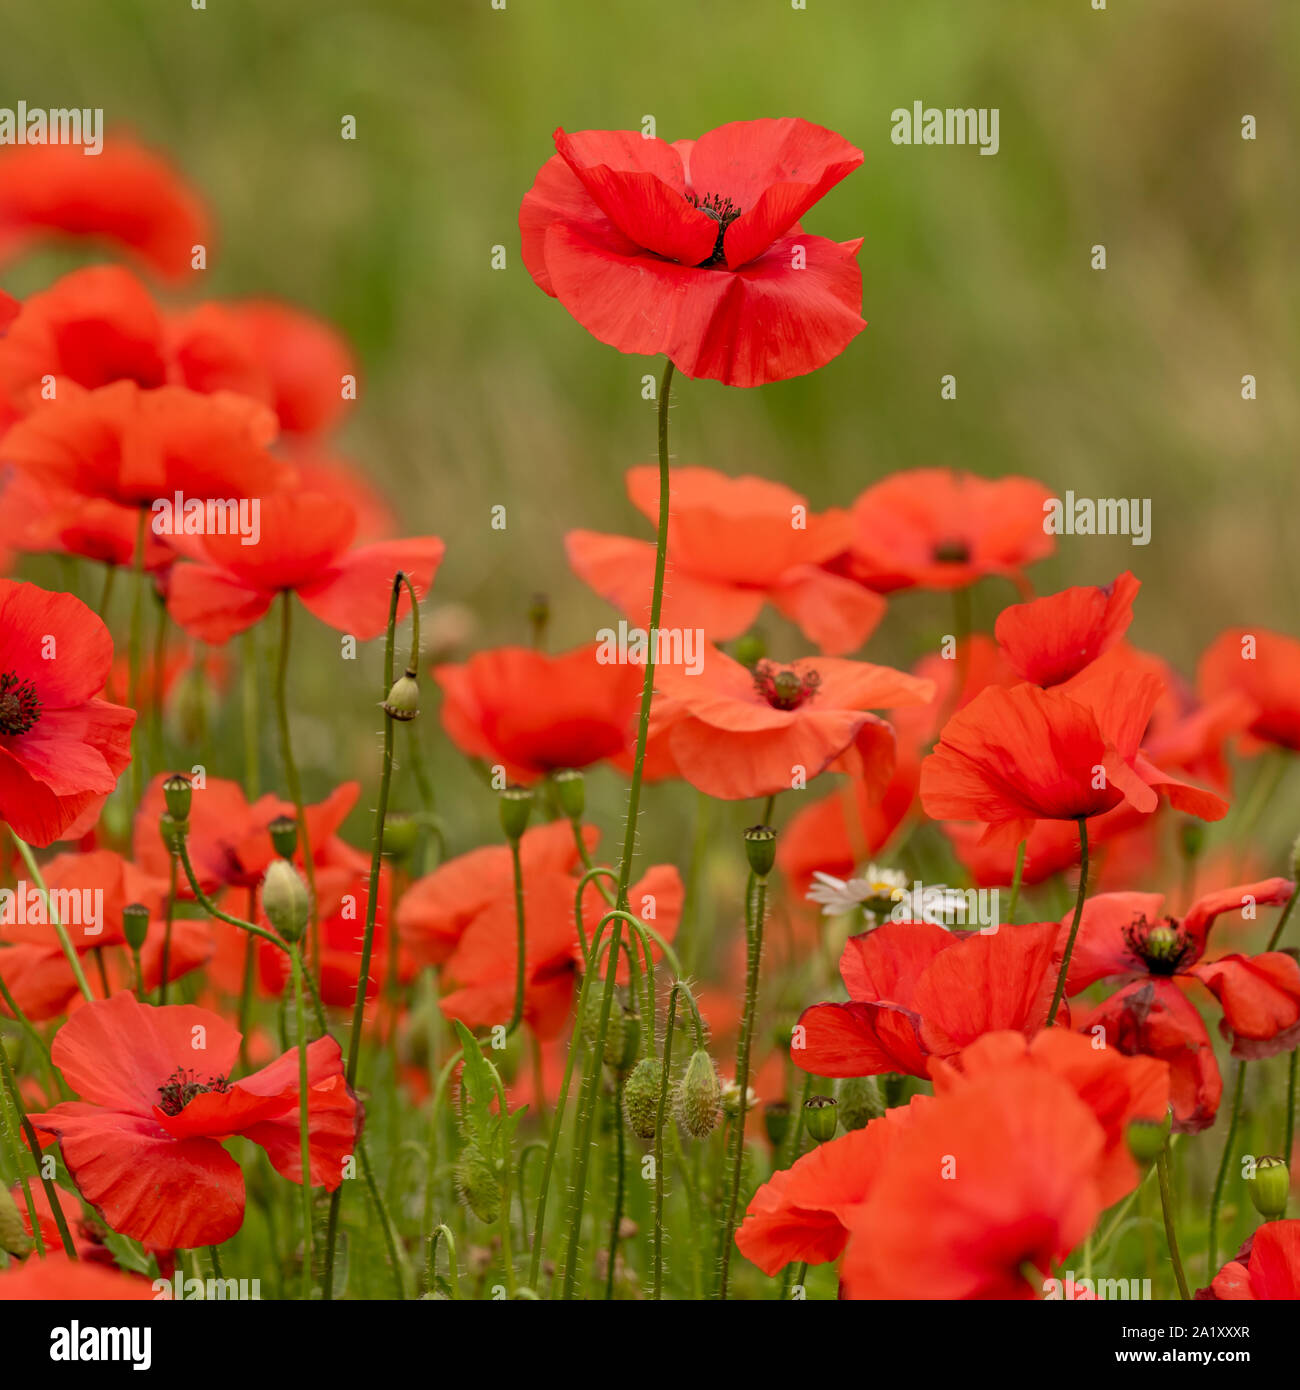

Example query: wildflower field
[0,0,1298,1353]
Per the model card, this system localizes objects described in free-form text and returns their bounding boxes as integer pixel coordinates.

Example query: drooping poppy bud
[1249,1156,1290,1220]
[744,825,777,879]
[261,859,310,944]
[162,772,192,822]
[605,1007,640,1079]
[677,1049,722,1139]
[122,902,150,953]
[268,814,298,860]
[804,1094,839,1144]
[623,1056,663,1140]
[499,784,534,843]
[553,768,585,821]
[383,672,420,722]
[455,1143,501,1224]
[381,812,420,863]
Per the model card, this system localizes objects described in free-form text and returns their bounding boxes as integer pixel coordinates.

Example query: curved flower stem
[1046,818,1089,1026]
[11,832,93,1004]
[127,508,148,807]
[273,593,319,969]
[292,944,313,1299]
[157,854,177,1005]
[1007,839,1027,923]
[574,866,619,963]
[0,1031,77,1258]
[1208,1060,1247,1275]
[1156,1147,1191,1300]
[426,1223,461,1299]
[718,869,767,1300]
[323,573,402,1300]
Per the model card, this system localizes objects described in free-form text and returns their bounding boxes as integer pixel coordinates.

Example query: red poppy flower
[0,471,175,571]
[132,774,362,892]
[650,643,933,801]
[520,120,865,387]
[0,847,211,1021]
[1059,879,1298,1130]
[165,492,443,644]
[838,1067,1105,1299]
[1,380,282,512]
[0,580,134,846]
[921,649,1229,849]
[1197,627,1300,753]
[994,571,1140,687]
[735,1095,928,1276]
[0,136,208,281]
[567,467,882,656]
[1206,1221,1300,1300]
[435,645,643,783]
[27,992,361,1249]
[928,1028,1168,1207]
[0,1255,155,1301]
[397,821,596,970]
[843,469,1055,594]
[793,919,1064,1079]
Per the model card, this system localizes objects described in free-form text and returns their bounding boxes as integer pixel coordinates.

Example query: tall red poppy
[1197,627,1300,754]
[0,580,134,846]
[435,645,643,783]
[165,492,443,644]
[650,643,933,801]
[994,571,1140,687]
[27,993,360,1249]
[566,466,882,656]
[1206,1221,1300,1300]
[0,136,209,280]
[844,469,1055,593]
[520,120,865,386]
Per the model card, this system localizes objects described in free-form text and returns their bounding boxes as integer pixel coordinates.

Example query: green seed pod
[623,1057,664,1140]
[804,1095,839,1144]
[499,784,534,842]
[676,1049,722,1139]
[744,825,777,879]
[261,859,310,944]
[455,1143,501,1224]
[552,768,585,821]
[0,1185,33,1257]
[837,1075,884,1132]
[158,811,186,856]
[268,814,298,860]
[162,772,193,823]
[605,1007,640,1079]
[1249,1156,1290,1220]
[121,902,151,953]
[763,1100,791,1149]
[1125,1114,1171,1165]
[381,812,419,863]
[382,672,421,722]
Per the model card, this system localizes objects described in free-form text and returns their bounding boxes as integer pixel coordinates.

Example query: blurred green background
[2,0,1297,848]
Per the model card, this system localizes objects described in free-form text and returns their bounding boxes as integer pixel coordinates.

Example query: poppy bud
[732,631,767,669]
[605,1007,640,1079]
[623,1056,663,1139]
[804,1094,839,1144]
[1249,1156,1290,1220]
[1125,1114,1171,1165]
[383,671,420,722]
[499,785,534,842]
[0,1185,32,1257]
[261,859,310,944]
[162,773,192,822]
[763,1100,791,1148]
[837,1075,884,1131]
[677,1049,722,1139]
[122,902,150,953]
[382,812,419,862]
[552,768,585,821]
[158,811,186,856]
[455,1143,501,1224]
[268,814,298,860]
[744,825,777,879]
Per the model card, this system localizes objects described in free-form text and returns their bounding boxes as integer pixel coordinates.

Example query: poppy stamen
[0,672,42,736]
[1122,914,1193,975]
[752,660,820,711]
[687,192,742,266]
[932,538,971,565]
[156,1067,232,1117]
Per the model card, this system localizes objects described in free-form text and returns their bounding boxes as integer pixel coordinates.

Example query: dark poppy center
[1122,914,1192,975]
[932,538,971,564]
[157,1067,232,1116]
[753,660,820,711]
[0,672,41,736]
[687,192,742,266]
